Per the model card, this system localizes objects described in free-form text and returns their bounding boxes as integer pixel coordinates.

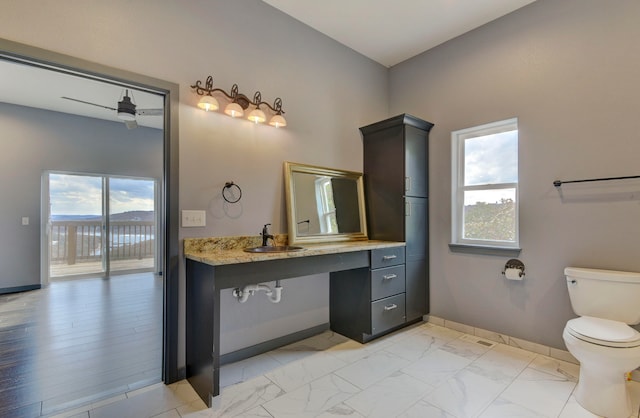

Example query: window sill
[448,243,521,257]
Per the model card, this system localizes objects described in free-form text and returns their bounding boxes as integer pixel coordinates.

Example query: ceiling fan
[61,89,163,129]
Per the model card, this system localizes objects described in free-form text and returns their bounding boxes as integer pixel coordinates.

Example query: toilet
[563,267,640,418]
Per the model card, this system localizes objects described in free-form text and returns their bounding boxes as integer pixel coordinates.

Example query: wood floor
[49,258,154,278]
[0,273,163,417]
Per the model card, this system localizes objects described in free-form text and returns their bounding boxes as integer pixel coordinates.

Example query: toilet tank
[565,267,640,325]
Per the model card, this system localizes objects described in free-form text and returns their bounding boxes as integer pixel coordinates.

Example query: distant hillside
[109,211,155,221]
[51,214,101,221]
[52,211,154,222]
[463,199,515,241]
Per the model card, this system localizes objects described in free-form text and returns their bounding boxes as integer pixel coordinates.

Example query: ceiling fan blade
[136,108,163,116]
[124,119,138,130]
[61,96,116,111]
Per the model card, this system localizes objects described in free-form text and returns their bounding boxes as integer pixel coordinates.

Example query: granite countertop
[184,235,405,266]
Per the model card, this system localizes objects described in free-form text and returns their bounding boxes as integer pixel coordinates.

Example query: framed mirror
[284,162,368,245]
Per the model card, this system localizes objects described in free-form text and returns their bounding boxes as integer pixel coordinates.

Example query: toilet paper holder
[502,259,525,278]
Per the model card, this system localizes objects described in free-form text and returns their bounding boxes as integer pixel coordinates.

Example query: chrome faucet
[261,223,274,247]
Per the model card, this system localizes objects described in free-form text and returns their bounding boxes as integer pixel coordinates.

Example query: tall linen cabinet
[360,114,434,322]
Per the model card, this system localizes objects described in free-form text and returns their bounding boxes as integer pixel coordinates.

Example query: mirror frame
[284,161,368,245]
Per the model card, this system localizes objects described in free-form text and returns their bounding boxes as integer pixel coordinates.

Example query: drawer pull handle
[382,255,397,260]
[384,304,398,311]
[383,274,397,280]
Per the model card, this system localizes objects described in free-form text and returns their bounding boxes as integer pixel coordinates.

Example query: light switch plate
[182,210,206,227]
[22,217,29,226]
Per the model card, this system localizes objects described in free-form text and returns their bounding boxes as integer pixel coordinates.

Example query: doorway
[0,37,180,412]
[46,172,158,280]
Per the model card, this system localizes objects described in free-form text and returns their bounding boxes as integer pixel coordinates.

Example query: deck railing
[50,220,155,265]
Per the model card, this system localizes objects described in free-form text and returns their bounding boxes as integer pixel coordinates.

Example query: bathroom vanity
[184,238,407,405]
[185,114,433,405]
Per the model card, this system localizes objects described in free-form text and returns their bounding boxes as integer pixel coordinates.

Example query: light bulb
[248,108,266,124]
[224,102,244,118]
[269,114,287,128]
[197,96,219,112]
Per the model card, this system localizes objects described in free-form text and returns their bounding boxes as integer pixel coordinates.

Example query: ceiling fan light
[269,114,287,128]
[117,94,137,121]
[197,95,219,112]
[224,102,244,118]
[117,109,136,121]
[247,108,266,124]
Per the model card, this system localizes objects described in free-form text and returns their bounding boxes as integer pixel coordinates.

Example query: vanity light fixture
[191,75,286,127]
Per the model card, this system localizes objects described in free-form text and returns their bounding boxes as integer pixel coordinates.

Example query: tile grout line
[471,337,536,418]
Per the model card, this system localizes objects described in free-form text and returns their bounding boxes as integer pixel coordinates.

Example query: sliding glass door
[108,177,156,273]
[47,172,156,279]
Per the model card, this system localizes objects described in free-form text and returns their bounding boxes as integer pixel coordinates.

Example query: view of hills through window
[460,126,518,244]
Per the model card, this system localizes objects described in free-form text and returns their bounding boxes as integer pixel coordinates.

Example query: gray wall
[0,0,388,361]
[5,0,634,362]
[389,0,640,348]
[0,102,162,290]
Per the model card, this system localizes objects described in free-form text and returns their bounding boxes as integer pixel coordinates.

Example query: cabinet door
[363,125,405,241]
[404,125,428,198]
[405,259,427,321]
[330,268,372,339]
[405,197,427,262]
[405,197,428,321]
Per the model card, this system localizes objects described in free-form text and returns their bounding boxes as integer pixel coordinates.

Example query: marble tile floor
[49,322,640,418]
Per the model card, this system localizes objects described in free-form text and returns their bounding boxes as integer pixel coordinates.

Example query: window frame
[450,118,520,251]
[314,177,337,234]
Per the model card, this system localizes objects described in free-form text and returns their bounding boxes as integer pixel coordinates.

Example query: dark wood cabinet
[361,114,433,323]
[404,196,428,321]
[330,248,407,343]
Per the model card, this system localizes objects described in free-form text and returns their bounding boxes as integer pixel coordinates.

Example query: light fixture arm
[229,84,239,101]
[270,97,285,115]
[191,77,239,102]
[253,91,262,107]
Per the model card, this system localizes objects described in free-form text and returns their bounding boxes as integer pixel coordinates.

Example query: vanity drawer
[370,247,405,269]
[371,293,405,335]
[371,265,405,301]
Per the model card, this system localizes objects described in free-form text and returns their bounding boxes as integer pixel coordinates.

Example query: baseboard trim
[0,284,41,295]
[424,314,579,365]
[220,323,330,366]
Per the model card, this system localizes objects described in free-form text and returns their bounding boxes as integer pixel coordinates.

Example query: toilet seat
[566,316,640,348]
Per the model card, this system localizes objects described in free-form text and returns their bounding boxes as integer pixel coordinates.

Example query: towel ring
[222,181,242,203]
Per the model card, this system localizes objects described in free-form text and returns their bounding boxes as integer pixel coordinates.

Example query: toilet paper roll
[504,268,523,280]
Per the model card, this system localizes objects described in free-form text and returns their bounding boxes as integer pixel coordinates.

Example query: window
[315,177,338,234]
[451,118,519,250]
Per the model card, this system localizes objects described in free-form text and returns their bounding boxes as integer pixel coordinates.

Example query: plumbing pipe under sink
[233,281,282,303]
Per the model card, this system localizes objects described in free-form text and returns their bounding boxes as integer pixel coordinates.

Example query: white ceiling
[0,59,164,129]
[262,0,538,67]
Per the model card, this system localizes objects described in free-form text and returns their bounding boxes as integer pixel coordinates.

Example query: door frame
[0,38,180,384]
